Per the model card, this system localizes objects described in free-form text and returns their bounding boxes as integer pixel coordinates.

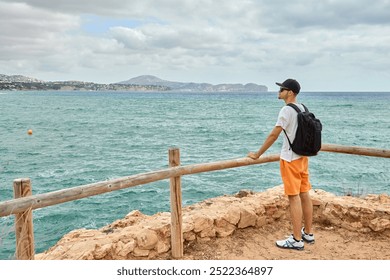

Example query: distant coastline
[0,80,169,92]
[0,74,268,92]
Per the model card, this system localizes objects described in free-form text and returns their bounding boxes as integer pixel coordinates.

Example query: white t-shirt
[275,103,305,162]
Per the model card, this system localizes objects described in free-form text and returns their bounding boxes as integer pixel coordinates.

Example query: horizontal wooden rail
[321,143,390,158]
[0,154,279,217]
[0,143,389,218]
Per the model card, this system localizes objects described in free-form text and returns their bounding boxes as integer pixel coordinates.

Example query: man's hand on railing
[247,151,260,160]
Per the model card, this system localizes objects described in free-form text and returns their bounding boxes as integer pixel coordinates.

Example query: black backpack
[283,103,322,156]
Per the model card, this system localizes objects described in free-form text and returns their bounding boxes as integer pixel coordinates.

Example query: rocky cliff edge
[36,185,390,260]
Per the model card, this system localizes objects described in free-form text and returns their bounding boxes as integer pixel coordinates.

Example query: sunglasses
[279,88,290,93]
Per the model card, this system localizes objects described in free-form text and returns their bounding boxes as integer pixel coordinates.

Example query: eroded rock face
[35,185,390,260]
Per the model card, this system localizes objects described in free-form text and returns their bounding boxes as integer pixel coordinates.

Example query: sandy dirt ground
[153,219,390,260]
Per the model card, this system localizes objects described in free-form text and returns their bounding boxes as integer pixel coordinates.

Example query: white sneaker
[275,235,304,250]
[301,227,315,244]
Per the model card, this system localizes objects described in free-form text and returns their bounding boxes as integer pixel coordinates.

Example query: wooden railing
[1,143,389,259]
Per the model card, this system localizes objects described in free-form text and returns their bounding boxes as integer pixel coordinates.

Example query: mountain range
[119,75,268,92]
[0,74,268,92]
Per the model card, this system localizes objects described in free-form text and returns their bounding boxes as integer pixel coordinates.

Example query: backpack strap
[282,103,308,150]
[283,129,293,150]
[286,103,306,113]
[301,103,309,112]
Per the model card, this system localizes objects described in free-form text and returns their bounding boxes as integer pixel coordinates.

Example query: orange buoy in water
[27,129,33,135]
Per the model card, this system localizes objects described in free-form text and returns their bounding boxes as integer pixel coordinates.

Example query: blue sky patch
[81,14,145,34]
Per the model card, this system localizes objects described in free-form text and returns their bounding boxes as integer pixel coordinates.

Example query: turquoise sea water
[0,90,389,259]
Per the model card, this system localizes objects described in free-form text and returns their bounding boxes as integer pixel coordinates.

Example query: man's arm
[247,126,283,159]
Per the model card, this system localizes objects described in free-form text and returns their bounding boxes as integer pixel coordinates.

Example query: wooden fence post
[169,147,183,258]
[13,178,35,260]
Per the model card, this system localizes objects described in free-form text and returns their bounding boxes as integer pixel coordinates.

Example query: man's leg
[288,194,302,240]
[300,191,313,233]
[276,194,304,250]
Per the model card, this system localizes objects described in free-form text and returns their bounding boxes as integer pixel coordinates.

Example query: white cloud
[1,0,390,90]
[0,2,79,59]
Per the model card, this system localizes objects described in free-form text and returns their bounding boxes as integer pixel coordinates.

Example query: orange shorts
[280,157,311,195]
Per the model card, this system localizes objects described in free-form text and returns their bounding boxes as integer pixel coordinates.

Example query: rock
[115,240,136,257]
[156,241,170,254]
[264,205,279,217]
[93,244,112,259]
[35,185,390,260]
[222,206,241,225]
[136,229,158,250]
[369,218,390,232]
[193,214,213,233]
[133,247,149,257]
[183,231,196,241]
[215,218,236,237]
[145,218,171,238]
[199,227,216,238]
[182,216,195,233]
[311,198,322,206]
[256,216,267,227]
[378,194,390,204]
[238,207,257,228]
[235,190,254,198]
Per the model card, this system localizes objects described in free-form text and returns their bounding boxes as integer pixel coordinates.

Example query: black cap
[276,79,301,94]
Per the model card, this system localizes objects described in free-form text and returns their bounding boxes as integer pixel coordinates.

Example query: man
[247,78,315,250]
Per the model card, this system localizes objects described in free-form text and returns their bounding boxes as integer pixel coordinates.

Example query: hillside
[0,74,43,83]
[118,75,268,92]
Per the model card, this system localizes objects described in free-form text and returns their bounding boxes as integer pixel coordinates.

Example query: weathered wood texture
[13,178,35,260]
[321,143,390,158]
[0,154,279,217]
[169,148,183,258]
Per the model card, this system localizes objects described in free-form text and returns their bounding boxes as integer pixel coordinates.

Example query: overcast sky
[1,0,389,91]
